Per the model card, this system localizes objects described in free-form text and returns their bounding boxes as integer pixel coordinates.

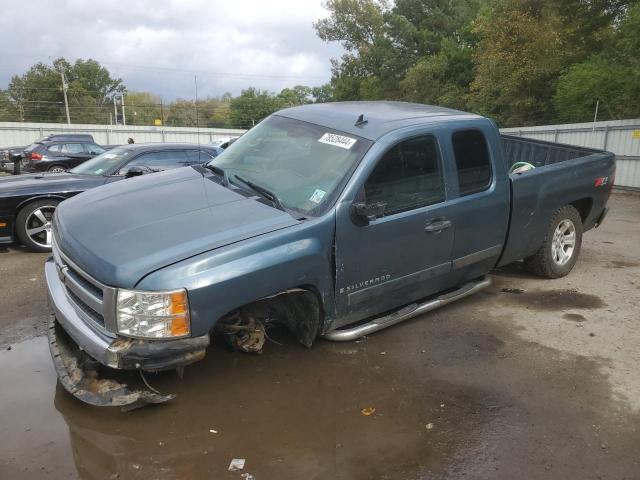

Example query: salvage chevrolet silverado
[46,102,614,408]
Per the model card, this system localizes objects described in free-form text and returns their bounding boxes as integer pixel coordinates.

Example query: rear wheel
[524,205,583,278]
[16,199,60,252]
[47,165,66,173]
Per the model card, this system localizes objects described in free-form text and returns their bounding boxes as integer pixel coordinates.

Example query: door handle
[424,219,452,232]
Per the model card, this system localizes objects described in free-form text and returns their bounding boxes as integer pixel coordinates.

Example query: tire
[524,205,583,279]
[47,165,66,173]
[15,199,60,252]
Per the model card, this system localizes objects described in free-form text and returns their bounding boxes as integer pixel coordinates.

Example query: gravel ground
[0,192,638,479]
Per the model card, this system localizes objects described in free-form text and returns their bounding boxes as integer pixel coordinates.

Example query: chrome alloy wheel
[25,206,56,248]
[551,219,576,266]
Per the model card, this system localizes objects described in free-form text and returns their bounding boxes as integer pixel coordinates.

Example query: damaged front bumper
[45,258,209,408]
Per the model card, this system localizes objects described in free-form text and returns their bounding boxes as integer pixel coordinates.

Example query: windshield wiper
[204,164,229,186]
[233,174,285,212]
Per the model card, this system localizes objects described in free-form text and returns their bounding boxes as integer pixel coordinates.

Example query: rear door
[334,133,455,325]
[61,143,91,167]
[443,128,510,282]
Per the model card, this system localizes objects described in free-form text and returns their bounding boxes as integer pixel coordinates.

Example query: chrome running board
[323,277,491,342]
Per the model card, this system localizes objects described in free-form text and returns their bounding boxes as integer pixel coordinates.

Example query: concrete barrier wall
[0,122,247,147]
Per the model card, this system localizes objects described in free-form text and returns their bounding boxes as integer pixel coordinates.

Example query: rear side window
[47,144,61,152]
[365,135,444,216]
[452,130,492,196]
[61,143,84,154]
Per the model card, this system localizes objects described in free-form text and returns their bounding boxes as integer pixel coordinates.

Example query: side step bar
[323,277,491,342]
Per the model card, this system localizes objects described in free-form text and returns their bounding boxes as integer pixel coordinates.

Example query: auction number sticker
[318,133,357,150]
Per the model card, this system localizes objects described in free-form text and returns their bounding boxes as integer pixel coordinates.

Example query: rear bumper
[45,258,209,371]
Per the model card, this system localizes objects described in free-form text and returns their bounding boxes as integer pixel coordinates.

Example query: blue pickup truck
[46,102,615,408]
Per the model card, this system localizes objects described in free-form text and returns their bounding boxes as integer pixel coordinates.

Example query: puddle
[502,288,605,311]
[1,313,639,479]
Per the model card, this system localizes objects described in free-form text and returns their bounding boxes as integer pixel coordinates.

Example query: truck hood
[55,167,300,287]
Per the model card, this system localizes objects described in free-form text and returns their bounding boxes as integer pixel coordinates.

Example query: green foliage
[4,58,125,124]
[317,0,640,126]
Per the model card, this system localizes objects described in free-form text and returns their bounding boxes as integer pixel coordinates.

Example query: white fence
[501,118,640,190]
[0,122,246,148]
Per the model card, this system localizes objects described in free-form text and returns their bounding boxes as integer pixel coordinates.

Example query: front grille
[66,267,103,299]
[66,288,105,326]
[52,234,117,334]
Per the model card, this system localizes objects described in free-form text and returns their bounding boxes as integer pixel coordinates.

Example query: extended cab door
[334,133,455,327]
[442,126,510,283]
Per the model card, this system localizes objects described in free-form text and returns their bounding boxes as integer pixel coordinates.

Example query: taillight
[30,152,43,161]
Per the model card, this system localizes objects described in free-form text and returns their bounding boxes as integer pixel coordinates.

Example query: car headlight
[116,288,190,339]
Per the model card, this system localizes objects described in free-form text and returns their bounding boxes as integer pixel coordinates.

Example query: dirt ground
[0,192,639,480]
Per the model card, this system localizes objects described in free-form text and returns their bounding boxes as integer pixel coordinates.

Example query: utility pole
[160,100,164,125]
[59,67,71,124]
[113,96,118,124]
[121,94,126,126]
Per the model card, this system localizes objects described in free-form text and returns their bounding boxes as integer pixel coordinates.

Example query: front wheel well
[15,196,65,217]
[215,287,324,348]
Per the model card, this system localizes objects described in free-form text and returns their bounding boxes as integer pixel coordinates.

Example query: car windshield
[69,148,132,175]
[209,115,372,215]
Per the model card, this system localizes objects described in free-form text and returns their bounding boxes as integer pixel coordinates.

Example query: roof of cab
[276,101,483,140]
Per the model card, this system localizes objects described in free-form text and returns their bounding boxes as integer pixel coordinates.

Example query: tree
[470,4,565,126]
[278,85,313,106]
[125,91,163,125]
[553,56,632,122]
[4,58,124,124]
[315,0,485,103]
[228,88,285,128]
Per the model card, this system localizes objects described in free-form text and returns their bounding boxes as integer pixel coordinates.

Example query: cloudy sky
[0,0,343,99]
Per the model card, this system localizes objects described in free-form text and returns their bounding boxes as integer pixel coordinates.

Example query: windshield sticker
[309,189,327,204]
[318,133,357,150]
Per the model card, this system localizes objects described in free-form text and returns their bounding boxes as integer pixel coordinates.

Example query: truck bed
[501,134,605,169]
[498,135,615,267]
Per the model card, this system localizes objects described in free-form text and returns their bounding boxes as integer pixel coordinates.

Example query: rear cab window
[452,130,492,196]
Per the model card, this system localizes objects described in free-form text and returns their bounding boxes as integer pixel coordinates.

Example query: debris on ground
[209,429,218,434]
[380,351,387,355]
[426,423,434,430]
[240,473,255,480]
[361,407,376,416]
[501,288,525,294]
[229,459,246,471]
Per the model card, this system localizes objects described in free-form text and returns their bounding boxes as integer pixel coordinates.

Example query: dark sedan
[0,143,220,251]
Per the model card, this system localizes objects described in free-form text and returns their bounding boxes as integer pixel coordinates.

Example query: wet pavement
[1,193,639,479]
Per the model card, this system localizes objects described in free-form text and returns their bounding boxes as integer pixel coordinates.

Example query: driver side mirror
[351,202,386,225]
[125,166,149,178]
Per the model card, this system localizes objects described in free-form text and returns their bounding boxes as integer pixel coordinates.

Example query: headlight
[116,288,190,339]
